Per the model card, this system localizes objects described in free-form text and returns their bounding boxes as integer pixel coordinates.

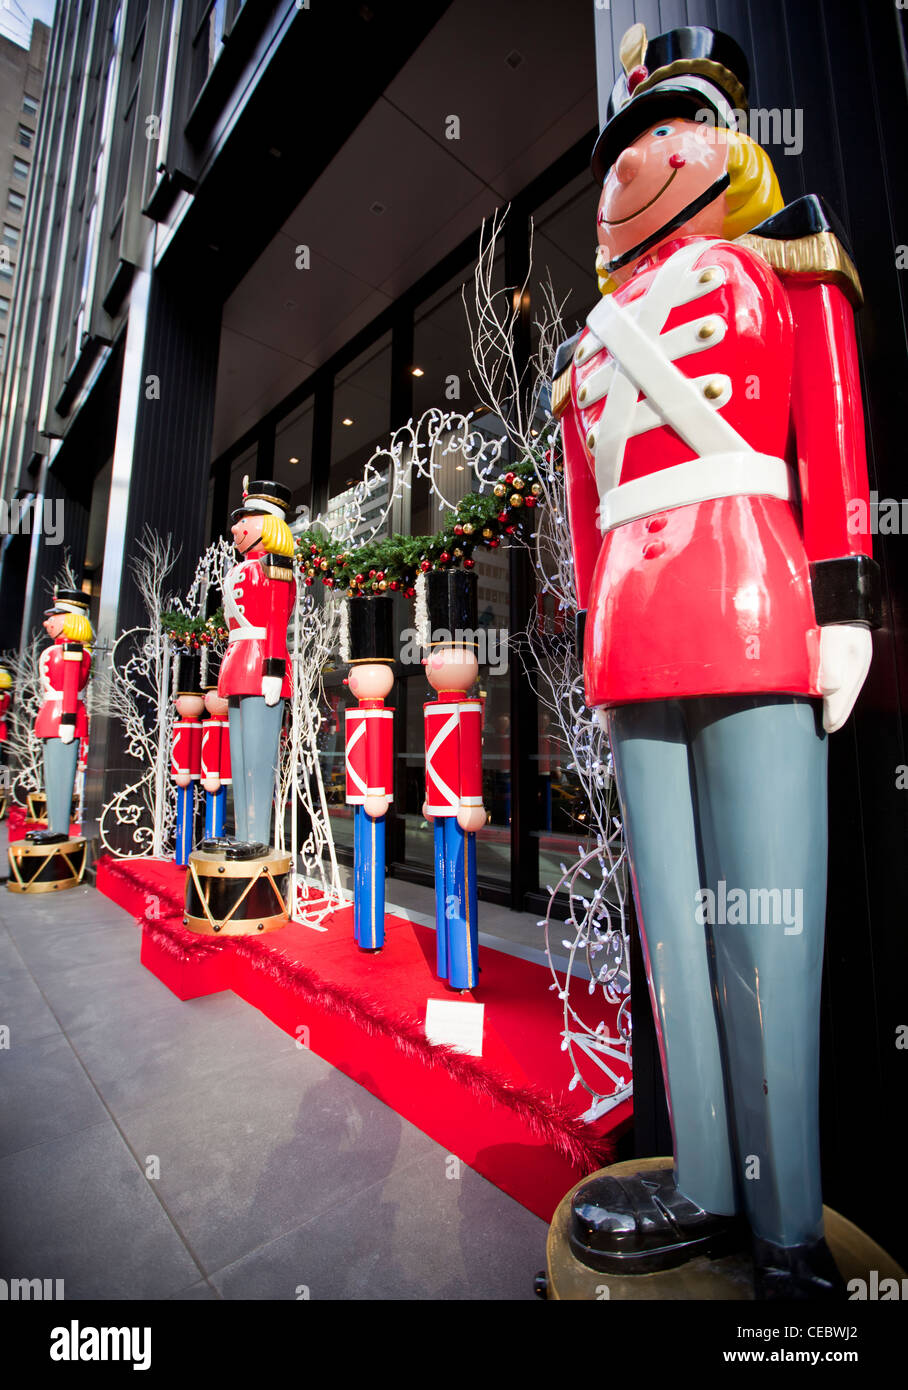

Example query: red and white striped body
[345,700,393,806]
[423,693,483,818]
[171,716,202,783]
[200,715,232,790]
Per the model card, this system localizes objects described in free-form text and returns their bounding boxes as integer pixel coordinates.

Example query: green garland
[162,608,227,649]
[295,446,557,597]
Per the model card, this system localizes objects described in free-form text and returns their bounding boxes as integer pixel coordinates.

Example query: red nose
[669,153,686,169]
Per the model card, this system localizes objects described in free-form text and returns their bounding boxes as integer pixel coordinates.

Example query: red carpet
[97,855,632,1222]
[7,805,81,842]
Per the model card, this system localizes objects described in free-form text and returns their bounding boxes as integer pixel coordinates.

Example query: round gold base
[7,836,87,893]
[545,1157,906,1301]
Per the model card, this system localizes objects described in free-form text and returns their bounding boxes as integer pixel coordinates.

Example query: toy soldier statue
[8,588,92,891]
[551,23,879,1299]
[171,652,203,865]
[200,654,231,841]
[183,480,295,935]
[30,588,93,843]
[342,595,395,950]
[217,478,295,849]
[420,570,486,992]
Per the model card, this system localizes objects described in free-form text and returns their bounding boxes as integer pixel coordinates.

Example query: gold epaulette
[551,365,573,418]
[738,228,863,307]
[262,560,294,581]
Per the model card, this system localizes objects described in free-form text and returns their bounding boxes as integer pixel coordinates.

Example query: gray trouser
[228,696,284,846]
[43,736,79,836]
[607,695,828,1247]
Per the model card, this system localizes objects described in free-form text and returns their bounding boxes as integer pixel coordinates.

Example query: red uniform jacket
[218,548,295,699]
[35,638,91,739]
[0,690,9,743]
[171,715,202,782]
[200,715,232,787]
[345,700,393,805]
[423,692,483,817]
[558,232,872,707]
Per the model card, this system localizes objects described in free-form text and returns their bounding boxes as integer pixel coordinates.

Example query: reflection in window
[274,398,314,526]
[530,170,598,348]
[326,333,392,544]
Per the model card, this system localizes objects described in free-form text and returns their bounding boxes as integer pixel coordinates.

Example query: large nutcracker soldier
[420,570,486,992]
[183,480,295,935]
[552,24,879,1299]
[342,595,395,951]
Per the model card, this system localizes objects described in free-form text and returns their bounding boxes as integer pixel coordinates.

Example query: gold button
[703,379,724,400]
[698,268,717,284]
[697,321,716,340]
[578,385,588,403]
[587,431,597,450]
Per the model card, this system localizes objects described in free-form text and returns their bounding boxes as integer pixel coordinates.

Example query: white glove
[59,724,75,745]
[261,676,282,707]
[818,624,872,733]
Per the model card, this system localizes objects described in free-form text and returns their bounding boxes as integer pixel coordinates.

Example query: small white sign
[425,999,485,1057]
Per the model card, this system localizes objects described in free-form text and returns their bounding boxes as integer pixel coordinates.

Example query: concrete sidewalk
[0,835,547,1300]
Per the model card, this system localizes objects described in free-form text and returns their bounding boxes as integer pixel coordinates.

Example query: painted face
[204,689,229,717]
[44,614,65,639]
[347,663,394,701]
[425,645,479,693]
[175,693,205,718]
[596,118,729,282]
[231,512,265,553]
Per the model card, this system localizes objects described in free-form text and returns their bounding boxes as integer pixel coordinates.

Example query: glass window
[0,335,5,363]
[0,264,12,281]
[2,225,19,248]
[326,332,392,544]
[23,95,39,118]
[530,170,599,346]
[0,297,9,317]
[17,126,33,149]
[226,442,259,522]
[12,158,29,182]
[7,191,24,213]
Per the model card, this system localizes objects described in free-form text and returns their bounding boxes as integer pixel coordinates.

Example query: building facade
[0,21,49,382]
[1,0,906,1257]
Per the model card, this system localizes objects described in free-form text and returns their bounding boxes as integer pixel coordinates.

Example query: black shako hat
[202,649,222,689]
[592,23,750,183]
[176,650,203,697]
[44,586,90,617]
[425,569,478,650]
[348,595,396,664]
[231,478,292,523]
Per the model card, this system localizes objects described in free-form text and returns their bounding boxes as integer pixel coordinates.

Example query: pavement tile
[0,1031,109,1158]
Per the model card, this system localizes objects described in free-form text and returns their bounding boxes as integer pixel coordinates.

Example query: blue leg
[353,804,363,944]
[43,738,79,836]
[228,700,247,842]
[444,817,478,990]
[175,785,194,865]
[240,696,284,847]
[434,817,448,980]
[205,787,226,838]
[357,812,385,950]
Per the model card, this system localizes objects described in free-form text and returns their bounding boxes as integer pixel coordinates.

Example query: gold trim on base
[7,837,87,893]
[183,850,290,936]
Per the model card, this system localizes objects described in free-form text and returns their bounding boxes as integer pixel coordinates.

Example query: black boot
[752,1236,845,1300]
[569,1167,745,1274]
[25,829,68,845]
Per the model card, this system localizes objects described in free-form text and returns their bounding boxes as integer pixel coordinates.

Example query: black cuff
[810,556,881,628]
[59,713,76,727]
[575,610,587,668]
[63,642,82,654]
[261,658,286,679]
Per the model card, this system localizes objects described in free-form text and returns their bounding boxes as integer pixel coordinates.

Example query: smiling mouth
[601,167,679,226]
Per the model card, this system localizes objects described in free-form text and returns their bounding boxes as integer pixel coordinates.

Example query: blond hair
[596,127,784,294]
[0,667,11,689]
[260,514,294,557]
[62,612,93,644]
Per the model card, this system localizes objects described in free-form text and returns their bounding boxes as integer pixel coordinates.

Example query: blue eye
[653,125,673,137]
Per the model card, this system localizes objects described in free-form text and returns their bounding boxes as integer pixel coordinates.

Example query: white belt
[228,626,266,642]
[598,452,795,534]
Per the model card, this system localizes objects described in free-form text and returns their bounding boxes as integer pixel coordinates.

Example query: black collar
[604,173,731,276]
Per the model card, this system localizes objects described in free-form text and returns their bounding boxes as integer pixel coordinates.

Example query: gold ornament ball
[482,526,494,539]
[510,494,524,507]
[378,580,388,590]
[513,476,525,490]
[493,484,507,498]
[531,482,542,496]
[463,522,475,535]
[453,547,463,557]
